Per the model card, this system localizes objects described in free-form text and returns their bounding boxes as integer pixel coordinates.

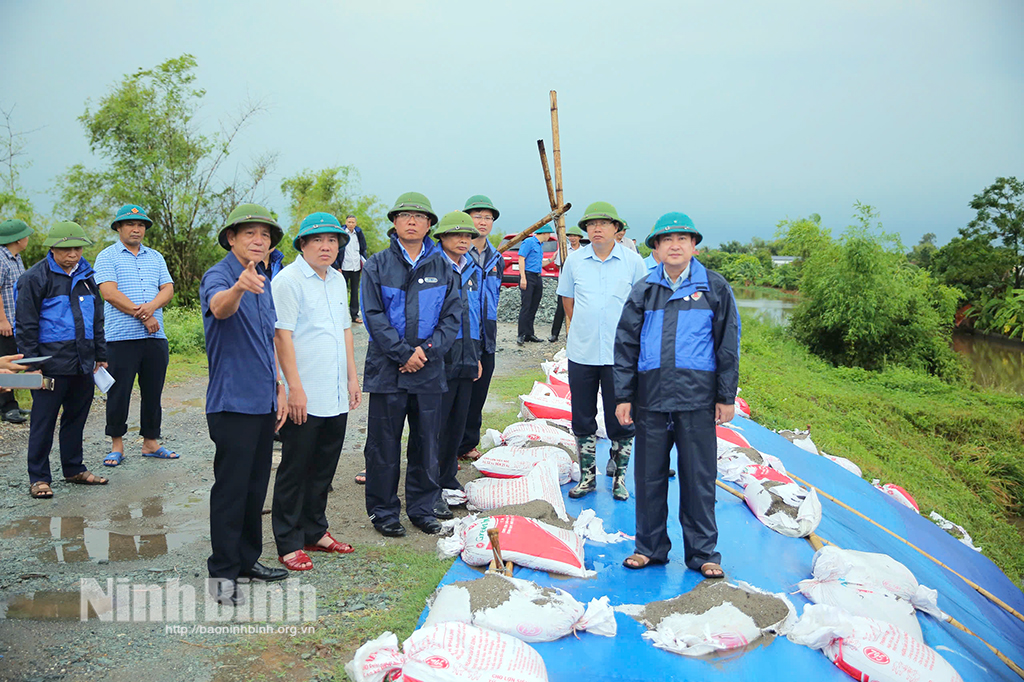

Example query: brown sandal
[64,471,108,485]
[623,553,664,570]
[701,562,725,579]
[30,481,54,498]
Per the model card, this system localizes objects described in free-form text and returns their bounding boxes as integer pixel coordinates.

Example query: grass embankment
[739,313,1024,585]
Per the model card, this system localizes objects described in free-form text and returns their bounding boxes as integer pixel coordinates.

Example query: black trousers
[517,272,543,338]
[343,270,361,319]
[0,332,21,412]
[634,407,721,570]
[206,411,276,581]
[26,374,93,484]
[105,338,169,440]
[459,351,495,456]
[438,378,474,491]
[272,413,348,555]
[567,360,634,441]
[364,392,442,526]
[550,295,566,338]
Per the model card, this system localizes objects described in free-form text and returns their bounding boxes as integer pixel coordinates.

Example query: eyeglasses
[397,212,429,223]
[586,219,614,228]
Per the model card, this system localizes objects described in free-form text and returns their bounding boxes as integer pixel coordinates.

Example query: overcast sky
[3,0,1022,248]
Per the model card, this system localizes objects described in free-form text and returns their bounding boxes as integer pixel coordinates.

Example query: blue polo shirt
[200,253,278,415]
[518,236,543,273]
[93,242,174,342]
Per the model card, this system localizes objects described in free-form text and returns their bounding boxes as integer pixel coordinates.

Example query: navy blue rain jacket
[475,242,503,354]
[614,258,740,411]
[15,252,106,376]
[444,258,482,380]
[360,236,461,394]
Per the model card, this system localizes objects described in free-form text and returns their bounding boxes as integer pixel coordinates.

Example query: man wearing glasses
[360,192,461,538]
[557,202,647,502]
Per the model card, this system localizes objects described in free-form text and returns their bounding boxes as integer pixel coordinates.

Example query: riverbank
[738,313,1024,585]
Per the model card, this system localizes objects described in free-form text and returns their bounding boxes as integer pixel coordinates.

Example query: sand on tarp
[444,573,565,612]
[761,480,800,518]
[479,500,576,530]
[732,446,764,465]
[637,580,791,631]
[518,438,577,462]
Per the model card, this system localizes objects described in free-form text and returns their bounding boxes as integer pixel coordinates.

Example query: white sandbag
[743,480,822,538]
[717,446,789,486]
[502,421,577,453]
[465,460,568,521]
[345,623,549,682]
[735,396,751,418]
[454,514,595,578]
[929,511,982,552]
[788,604,963,682]
[443,488,468,506]
[872,480,921,512]
[824,454,862,477]
[424,574,616,642]
[480,428,504,450]
[572,508,628,544]
[519,393,572,422]
[778,428,821,454]
[797,578,923,641]
[808,546,944,618]
[474,445,576,485]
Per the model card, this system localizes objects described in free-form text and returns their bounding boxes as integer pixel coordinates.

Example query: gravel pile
[479,500,575,530]
[761,480,800,517]
[496,279,560,327]
[444,574,564,612]
[638,581,790,630]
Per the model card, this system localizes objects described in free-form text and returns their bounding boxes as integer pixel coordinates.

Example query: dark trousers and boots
[566,360,635,500]
[105,338,169,443]
[343,270,361,319]
[633,407,721,571]
[438,378,474,512]
[517,272,542,341]
[27,373,93,484]
[364,391,442,531]
[459,351,495,457]
[272,413,347,556]
[0,333,24,422]
[550,295,566,341]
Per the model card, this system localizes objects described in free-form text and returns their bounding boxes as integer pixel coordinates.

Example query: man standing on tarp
[613,212,739,579]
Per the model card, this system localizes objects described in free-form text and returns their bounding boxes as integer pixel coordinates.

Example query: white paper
[93,367,115,393]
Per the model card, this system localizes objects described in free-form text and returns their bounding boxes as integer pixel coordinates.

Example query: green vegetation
[481,373,545,433]
[740,313,1024,583]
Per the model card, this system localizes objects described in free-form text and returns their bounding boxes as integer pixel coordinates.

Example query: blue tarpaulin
[421,415,1024,681]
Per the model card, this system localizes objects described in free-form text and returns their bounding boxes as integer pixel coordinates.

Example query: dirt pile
[638,581,791,630]
[479,500,575,530]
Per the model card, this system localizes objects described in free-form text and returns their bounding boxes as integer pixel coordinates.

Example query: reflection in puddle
[701,633,775,666]
[1,591,114,620]
[3,497,199,563]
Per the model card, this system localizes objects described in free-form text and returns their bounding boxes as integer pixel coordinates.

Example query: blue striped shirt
[93,242,173,341]
[0,245,25,325]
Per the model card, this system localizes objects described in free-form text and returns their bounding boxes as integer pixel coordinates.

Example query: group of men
[4,188,740,603]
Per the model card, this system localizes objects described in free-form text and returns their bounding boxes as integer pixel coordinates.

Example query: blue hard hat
[646,212,702,248]
[111,204,153,230]
[293,212,348,252]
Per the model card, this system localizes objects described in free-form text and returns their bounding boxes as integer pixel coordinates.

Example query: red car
[496,234,561,287]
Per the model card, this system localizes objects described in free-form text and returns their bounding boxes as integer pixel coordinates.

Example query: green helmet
[646,212,702,248]
[387,192,438,226]
[578,201,623,229]
[219,203,283,250]
[433,211,480,238]
[43,221,93,248]
[463,195,499,220]
[111,204,152,230]
[617,218,629,233]
[565,224,586,239]
[293,212,348,252]
[0,219,33,245]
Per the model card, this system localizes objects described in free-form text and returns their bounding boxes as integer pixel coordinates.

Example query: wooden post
[497,204,572,254]
[537,140,557,210]
[549,91,568,266]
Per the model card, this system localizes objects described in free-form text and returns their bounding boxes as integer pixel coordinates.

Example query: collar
[117,241,148,256]
[444,251,466,271]
[296,254,336,280]
[581,242,623,262]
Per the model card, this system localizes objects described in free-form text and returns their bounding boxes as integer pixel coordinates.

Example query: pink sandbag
[458,514,594,578]
[501,421,577,453]
[473,445,578,485]
[873,481,920,512]
[465,460,569,521]
[735,396,751,418]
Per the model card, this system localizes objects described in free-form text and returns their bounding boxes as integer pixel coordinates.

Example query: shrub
[163,305,206,355]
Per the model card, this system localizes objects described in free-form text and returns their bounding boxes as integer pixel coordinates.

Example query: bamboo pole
[497,204,572,254]
[715,480,1024,678]
[549,91,568,267]
[788,472,1024,624]
[537,140,557,210]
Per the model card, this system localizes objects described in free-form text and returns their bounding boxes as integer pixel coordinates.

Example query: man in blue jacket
[458,195,503,462]
[16,222,108,499]
[613,212,740,579]
[360,192,461,537]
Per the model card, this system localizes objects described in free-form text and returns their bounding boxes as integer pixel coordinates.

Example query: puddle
[702,634,775,666]
[1,591,114,620]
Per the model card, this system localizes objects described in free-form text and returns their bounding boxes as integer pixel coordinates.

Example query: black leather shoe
[433,499,454,520]
[548,335,559,342]
[411,517,442,535]
[18,409,30,416]
[525,335,543,343]
[208,579,245,606]
[2,408,26,424]
[374,521,407,537]
[516,335,526,346]
[238,561,288,582]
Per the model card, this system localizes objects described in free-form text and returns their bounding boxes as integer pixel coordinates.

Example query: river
[732,287,1024,396]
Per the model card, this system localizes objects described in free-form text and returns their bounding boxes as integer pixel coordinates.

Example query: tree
[929,234,1015,303]
[54,54,275,303]
[279,166,389,261]
[907,232,937,269]
[964,177,1024,289]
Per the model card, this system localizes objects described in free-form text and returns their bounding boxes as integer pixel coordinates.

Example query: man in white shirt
[271,212,361,572]
[549,224,586,342]
[334,215,367,323]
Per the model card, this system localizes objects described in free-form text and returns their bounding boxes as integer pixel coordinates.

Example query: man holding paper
[94,204,176,467]
[15,222,108,499]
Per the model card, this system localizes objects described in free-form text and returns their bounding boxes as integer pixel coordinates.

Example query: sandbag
[743,479,822,538]
[424,573,616,642]
[778,428,821,454]
[718,446,789,487]
[824,454,862,477]
[929,511,981,552]
[716,424,752,457]
[788,604,963,682]
[735,396,751,418]
[797,578,923,641]
[502,421,578,454]
[872,480,920,512]
[448,514,595,578]
[474,445,579,485]
[465,460,569,520]
[345,623,549,682]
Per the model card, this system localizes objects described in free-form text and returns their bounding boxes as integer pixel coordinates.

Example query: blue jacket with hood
[475,242,503,354]
[443,256,482,380]
[15,252,106,376]
[360,235,461,394]
[614,258,740,412]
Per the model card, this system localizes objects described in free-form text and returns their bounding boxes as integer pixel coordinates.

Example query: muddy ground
[0,317,560,682]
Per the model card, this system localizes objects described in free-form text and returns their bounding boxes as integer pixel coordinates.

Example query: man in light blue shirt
[556,201,647,501]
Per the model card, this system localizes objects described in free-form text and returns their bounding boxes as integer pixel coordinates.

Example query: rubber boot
[569,435,598,499]
[610,438,633,501]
